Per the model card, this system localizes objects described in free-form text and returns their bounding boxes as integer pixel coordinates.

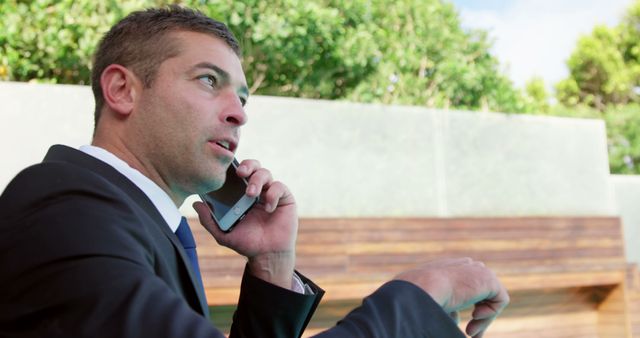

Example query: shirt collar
[79,145,182,232]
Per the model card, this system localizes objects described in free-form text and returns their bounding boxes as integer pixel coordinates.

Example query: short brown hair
[91,5,240,127]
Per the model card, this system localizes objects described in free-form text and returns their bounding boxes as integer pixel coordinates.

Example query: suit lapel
[43,145,209,316]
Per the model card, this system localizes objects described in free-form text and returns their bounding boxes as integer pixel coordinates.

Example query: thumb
[192,201,226,241]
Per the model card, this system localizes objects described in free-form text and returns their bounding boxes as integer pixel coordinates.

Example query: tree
[605,104,640,174]
[0,0,163,84]
[329,0,525,113]
[201,0,526,112]
[523,76,550,114]
[1,0,527,113]
[618,1,640,80]
[551,0,640,174]
[200,0,379,99]
[555,25,633,109]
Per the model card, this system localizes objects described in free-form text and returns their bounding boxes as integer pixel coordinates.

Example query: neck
[91,136,186,207]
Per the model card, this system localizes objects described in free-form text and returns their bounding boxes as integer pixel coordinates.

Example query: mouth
[216,140,231,150]
[210,138,238,154]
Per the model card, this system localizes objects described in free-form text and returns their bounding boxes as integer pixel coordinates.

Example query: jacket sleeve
[230,267,324,338]
[311,280,466,338]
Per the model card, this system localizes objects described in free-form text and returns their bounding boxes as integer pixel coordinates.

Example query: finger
[466,316,493,338]
[245,168,273,198]
[472,297,507,320]
[473,281,510,319]
[236,159,261,178]
[192,201,227,242]
[193,200,216,229]
[261,181,293,213]
[467,285,509,337]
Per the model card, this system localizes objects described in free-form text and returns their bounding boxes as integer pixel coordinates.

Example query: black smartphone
[198,159,259,232]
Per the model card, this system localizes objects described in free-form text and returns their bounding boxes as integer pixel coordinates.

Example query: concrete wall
[612,175,640,264]
[0,81,94,187]
[233,96,618,218]
[1,81,618,219]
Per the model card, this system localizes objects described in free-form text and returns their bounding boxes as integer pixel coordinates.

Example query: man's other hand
[394,257,510,338]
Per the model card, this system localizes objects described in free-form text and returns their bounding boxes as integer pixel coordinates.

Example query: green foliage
[555,78,581,107]
[556,9,640,109]
[0,0,158,84]
[523,76,550,114]
[195,0,525,112]
[550,0,640,174]
[194,0,379,99]
[1,0,526,113]
[548,103,602,119]
[558,26,633,108]
[605,104,640,174]
[330,1,524,113]
[619,1,640,80]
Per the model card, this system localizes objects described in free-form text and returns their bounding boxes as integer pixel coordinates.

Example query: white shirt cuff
[292,272,314,295]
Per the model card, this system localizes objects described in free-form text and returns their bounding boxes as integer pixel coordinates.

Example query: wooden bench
[190,216,634,337]
[628,264,640,338]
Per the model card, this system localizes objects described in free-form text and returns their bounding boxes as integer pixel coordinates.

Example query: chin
[200,174,225,193]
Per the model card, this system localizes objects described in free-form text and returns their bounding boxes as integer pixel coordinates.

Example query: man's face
[131,31,249,200]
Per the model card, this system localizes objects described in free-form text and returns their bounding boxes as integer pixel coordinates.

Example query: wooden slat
[627,264,640,338]
[191,216,633,338]
[598,284,632,338]
[210,288,607,337]
[190,217,627,305]
[192,217,640,338]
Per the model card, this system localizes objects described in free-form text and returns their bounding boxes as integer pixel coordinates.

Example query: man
[0,5,508,338]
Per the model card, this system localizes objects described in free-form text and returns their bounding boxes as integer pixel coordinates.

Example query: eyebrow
[192,62,249,98]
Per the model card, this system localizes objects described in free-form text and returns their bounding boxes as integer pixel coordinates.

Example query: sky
[449,0,636,90]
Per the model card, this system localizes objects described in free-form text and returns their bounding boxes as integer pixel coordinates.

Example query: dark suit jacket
[0,145,464,338]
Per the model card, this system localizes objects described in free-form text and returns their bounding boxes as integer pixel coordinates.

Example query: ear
[100,64,141,117]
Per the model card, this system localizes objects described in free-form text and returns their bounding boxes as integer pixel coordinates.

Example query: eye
[198,74,219,88]
[239,96,247,106]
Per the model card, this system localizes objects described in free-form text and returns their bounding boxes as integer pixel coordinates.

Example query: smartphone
[199,159,259,232]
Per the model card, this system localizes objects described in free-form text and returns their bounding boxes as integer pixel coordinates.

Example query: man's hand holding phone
[193,159,299,290]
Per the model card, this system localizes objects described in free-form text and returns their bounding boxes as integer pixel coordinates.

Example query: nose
[220,93,247,126]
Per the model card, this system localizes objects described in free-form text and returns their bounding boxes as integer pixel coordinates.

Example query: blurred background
[2,0,640,175]
[2,0,640,337]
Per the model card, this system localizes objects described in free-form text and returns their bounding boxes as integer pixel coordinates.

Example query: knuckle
[241,159,260,170]
[255,168,272,180]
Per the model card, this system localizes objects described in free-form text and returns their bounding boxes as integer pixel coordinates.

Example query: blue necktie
[175,217,205,292]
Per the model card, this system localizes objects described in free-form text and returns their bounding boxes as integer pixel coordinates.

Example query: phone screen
[203,163,247,220]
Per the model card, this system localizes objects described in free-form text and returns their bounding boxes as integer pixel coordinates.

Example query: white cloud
[455,0,635,89]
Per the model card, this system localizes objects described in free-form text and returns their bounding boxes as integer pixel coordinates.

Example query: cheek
[157,97,199,136]
[170,90,210,122]
[147,88,215,148]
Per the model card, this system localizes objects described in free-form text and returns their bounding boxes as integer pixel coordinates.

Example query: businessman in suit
[0,5,508,338]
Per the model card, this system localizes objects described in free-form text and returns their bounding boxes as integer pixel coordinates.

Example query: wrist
[394,271,450,309]
[247,251,296,290]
